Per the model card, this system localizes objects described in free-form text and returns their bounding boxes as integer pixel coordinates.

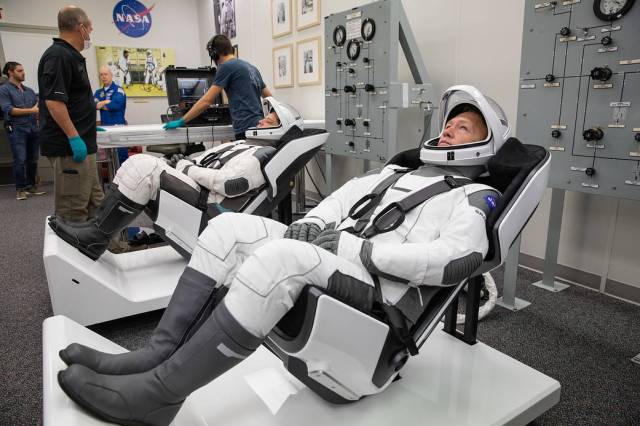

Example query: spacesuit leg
[58,229,375,426]
[60,213,287,374]
[49,154,200,260]
[224,238,376,338]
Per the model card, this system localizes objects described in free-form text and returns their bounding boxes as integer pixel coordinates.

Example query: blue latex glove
[68,136,88,163]
[96,126,106,132]
[163,118,185,130]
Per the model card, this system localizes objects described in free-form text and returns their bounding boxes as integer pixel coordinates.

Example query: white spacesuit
[118,51,131,86]
[144,50,158,86]
[48,97,305,260]
[56,86,511,426]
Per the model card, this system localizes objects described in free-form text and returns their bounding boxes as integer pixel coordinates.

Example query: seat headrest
[274,127,327,149]
[486,137,546,193]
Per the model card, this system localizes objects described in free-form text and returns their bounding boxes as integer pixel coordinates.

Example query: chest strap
[199,144,241,168]
[344,170,410,235]
[360,175,473,239]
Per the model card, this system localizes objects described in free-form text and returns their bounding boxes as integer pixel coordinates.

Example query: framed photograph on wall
[213,0,237,39]
[273,44,294,88]
[271,0,292,38]
[296,37,321,86]
[296,0,320,31]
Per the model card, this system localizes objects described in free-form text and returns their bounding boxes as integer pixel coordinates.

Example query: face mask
[81,25,92,51]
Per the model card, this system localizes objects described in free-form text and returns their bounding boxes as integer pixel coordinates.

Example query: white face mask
[80,24,92,52]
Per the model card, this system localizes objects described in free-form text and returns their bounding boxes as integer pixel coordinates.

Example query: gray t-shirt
[214,58,265,134]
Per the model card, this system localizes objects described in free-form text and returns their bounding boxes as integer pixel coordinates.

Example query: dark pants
[7,127,39,190]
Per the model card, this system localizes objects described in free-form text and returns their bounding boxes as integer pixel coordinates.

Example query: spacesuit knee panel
[234,239,322,298]
[113,154,166,205]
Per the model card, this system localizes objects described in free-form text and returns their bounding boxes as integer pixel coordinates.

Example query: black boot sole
[57,370,182,426]
[48,221,105,261]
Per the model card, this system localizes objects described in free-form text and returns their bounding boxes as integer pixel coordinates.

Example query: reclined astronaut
[48,97,304,260]
[56,86,511,426]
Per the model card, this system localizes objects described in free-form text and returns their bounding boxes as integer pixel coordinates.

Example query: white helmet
[245,97,304,141]
[420,85,510,166]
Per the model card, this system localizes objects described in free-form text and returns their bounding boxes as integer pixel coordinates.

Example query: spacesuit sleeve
[181,149,265,198]
[341,189,493,286]
[300,168,389,229]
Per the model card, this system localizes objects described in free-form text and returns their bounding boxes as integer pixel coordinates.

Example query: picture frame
[296,0,320,31]
[271,0,292,38]
[296,37,321,86]
[213,0,237,39]
[273,44,294,88]
[233,44,239,58]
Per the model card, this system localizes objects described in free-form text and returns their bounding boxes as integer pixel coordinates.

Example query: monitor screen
[177,78,208,101]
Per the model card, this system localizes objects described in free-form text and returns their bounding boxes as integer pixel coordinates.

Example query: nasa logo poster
[113,0,155,38]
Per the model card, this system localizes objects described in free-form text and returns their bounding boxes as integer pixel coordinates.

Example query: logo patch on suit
[484,195,497,210]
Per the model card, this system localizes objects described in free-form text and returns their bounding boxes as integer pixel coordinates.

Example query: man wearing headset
[163,34,272,140]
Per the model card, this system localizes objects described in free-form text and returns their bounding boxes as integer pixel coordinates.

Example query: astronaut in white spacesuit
[48,97,303,260]
[56,86,511,426]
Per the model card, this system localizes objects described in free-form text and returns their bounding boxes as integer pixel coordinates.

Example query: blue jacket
[94,82,126,125]
[0,81,38,131]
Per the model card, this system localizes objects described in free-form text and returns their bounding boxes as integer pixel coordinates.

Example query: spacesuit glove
[311,229,342,255]
[68,136,88,163]
[284,221,323,242]
[167,153,186,168]
[163,118,185,130]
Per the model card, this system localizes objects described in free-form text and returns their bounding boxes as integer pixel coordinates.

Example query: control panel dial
[346,40,361,61]
[333,25,347,47]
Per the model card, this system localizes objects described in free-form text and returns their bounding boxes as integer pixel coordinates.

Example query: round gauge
[593,0,635,20]
[347,40,360,61]
[361,18,376,41]
[333,25,346,47]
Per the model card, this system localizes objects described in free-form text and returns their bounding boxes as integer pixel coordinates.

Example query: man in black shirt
[38,5,104,221]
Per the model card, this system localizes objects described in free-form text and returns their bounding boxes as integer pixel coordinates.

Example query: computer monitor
[177,78,209,101]
[164,66,223,107]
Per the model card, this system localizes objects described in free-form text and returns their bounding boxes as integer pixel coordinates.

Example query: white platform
[43,219,186,326]
[43,315,560,426]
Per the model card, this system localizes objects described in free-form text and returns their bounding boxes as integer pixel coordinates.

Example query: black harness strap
[361,176,473,239]
[358,175,474,356]
[199,144,237,168]
[344,170,410,235]
[371,274,419,356]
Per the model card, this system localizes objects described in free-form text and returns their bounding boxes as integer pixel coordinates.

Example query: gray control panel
[324,0,434,162]
[517,0,640,200]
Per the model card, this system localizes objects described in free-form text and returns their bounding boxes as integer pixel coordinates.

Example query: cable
[305,164,325,199]
[314,153,326,182]
[451,272,498,325]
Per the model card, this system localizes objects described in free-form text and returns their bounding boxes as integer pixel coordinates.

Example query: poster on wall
[296,0,320,31]
[273,44,293,88]
[296,37,321,86]
[95,45,175,97]
[271,0,292,38]
[213,0,237,39]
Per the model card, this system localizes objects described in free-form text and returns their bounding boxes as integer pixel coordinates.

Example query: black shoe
[49,187,144,260]
[58,303,261,426]
[60,268,225,375]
